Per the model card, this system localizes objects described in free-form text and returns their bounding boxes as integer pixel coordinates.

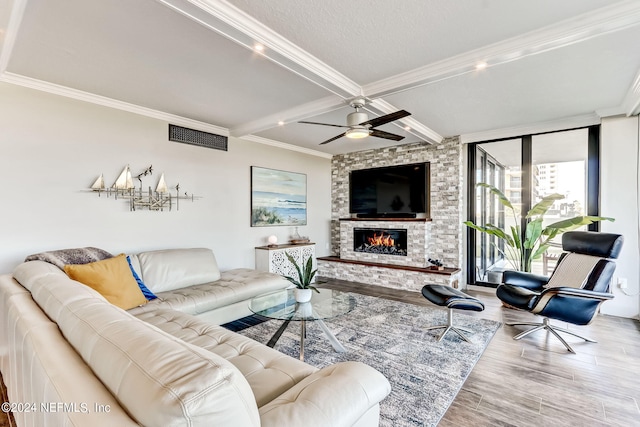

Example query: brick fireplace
[317,137,463,292]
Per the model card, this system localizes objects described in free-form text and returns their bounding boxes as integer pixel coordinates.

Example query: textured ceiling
[1,0,639,156]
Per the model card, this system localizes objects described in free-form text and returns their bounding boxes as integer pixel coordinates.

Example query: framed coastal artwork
[251,166,307,227]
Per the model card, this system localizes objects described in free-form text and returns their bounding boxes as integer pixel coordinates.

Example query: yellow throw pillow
[64,254,147,310]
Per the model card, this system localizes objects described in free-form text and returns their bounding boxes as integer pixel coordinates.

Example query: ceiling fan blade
[370,129,405,141]
[319,133,346,145]
[298,120,347,128]
[360,110,411,128]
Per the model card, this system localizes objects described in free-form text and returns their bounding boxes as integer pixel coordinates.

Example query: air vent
[168,124,228,151]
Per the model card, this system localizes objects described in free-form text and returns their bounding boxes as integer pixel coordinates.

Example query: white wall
[0,83,332,273]
[600,115,640,318]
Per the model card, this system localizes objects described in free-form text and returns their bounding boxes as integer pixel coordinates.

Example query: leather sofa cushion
[0,275,138,426]
[13,261,261,427]
[64,254,147,309]
[136,308,318,408]
[128,268,289,316]
[132,248,221,293]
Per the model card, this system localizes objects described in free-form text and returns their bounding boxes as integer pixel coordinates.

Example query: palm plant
[283,252,319,292]
[464,183,613,272]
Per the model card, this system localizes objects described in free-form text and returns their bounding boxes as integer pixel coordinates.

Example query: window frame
[466,125,601,288]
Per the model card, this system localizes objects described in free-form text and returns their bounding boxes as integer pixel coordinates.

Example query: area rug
[227,293,501,427]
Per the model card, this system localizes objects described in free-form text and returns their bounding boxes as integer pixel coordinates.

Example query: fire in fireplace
[353,228,408,256]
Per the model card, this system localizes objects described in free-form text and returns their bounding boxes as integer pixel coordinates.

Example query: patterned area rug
[229,293,501,427]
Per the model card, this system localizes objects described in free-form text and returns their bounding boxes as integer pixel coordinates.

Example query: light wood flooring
[318,278,640,427]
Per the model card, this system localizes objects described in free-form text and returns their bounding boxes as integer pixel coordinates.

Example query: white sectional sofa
[0,248,391,427]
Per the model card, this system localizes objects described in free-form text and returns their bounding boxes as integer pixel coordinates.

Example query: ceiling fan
[298,98,411,145]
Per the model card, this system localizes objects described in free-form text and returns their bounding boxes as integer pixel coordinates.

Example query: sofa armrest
[258,361,390,427]
[502,270,549,290]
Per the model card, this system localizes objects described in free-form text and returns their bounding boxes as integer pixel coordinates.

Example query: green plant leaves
[477,183,513,210]
[545,216,614,233]
[283,251,317,290]
[464,183,614,273]
[526,193,564,218]
[463,221,515,246]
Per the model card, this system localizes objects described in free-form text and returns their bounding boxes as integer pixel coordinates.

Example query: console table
[255,243,316,282]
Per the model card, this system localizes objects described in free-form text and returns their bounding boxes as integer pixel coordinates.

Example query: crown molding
[157,0,360,98]
[0,0,28,74]
[460,113,601,144]
[622,68,640,116]
[0,72,230,135]
[363,1,640,99]
[240,134,333,159]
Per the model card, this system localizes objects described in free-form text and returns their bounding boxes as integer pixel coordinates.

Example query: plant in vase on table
[284,252,319,303]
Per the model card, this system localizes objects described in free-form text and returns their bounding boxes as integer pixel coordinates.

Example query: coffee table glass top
[249,288,356,321]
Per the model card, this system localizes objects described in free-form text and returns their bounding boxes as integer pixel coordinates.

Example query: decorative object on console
[267,235,278,247]
[290,226,310,244]
[464,183,613,272]
[89,164,198,212]
[283,252,319,301]
[251,166,307,227]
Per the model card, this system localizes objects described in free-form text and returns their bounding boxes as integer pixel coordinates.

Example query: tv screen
[349,162,430,217]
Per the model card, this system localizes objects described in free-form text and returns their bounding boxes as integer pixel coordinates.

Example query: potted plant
[464,183,613,273]
[284,252,319,303]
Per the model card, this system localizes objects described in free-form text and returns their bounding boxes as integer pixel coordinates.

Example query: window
[466,126,600,287]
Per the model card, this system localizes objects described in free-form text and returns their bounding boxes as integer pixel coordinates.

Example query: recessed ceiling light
[404,126,411,131]
[278,120,284,126]
[254,44,265,52]
[475,62,488,70]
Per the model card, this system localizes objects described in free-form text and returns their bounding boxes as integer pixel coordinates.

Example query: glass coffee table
[249,288,356,361]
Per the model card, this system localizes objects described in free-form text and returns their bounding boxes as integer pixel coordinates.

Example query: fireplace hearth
[354,228,408,257]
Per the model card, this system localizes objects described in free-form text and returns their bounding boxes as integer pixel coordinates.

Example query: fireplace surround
[319,138,463,292]
[339,219,431,268]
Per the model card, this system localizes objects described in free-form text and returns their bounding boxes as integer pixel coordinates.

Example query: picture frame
[251,166,307,227]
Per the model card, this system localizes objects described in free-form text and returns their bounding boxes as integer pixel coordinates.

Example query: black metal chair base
[507,318,597,354]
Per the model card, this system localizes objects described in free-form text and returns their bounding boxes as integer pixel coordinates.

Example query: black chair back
[555,231,623,293]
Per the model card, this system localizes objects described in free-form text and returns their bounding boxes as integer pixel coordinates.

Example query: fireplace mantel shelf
[317,256,460,276]
[339,217,432,222]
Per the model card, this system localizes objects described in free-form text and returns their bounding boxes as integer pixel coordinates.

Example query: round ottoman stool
[421,284,485,342]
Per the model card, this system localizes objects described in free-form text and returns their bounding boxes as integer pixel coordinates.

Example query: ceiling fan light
[345,128,370,139]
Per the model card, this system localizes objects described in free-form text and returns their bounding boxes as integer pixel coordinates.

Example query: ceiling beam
[367,98,441,144]
[229,95,345,137]
[459,113,601,144]
[363,1,640,99]
[156,0,361,98]
[156,0,444,143]
[622,68,640,116]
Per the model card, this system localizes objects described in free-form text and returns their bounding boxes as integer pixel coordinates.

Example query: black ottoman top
[422,284,485,312]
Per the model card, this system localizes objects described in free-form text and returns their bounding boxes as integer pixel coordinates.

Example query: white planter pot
[294,288,313,303]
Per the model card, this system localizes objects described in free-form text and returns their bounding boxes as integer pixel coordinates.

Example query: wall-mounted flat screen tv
[349,162,430,218]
